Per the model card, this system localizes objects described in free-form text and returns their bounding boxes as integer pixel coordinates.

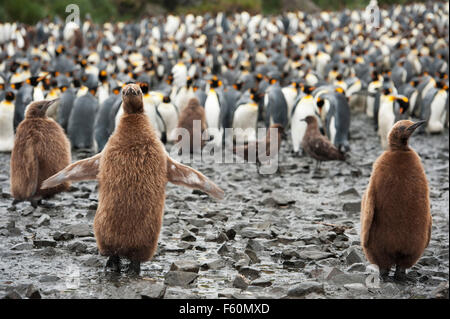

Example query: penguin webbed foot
[105,255,121,273]
[394,267,416,283]
[379,268,393,282]
[30,198,42,209]
[125,260,141,276]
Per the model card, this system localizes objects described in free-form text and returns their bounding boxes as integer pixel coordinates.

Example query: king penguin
[0,91,16,152]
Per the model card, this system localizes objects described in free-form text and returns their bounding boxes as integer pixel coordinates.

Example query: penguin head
[122,83,143,114]
[383,87,393,95]
[138,81,149,94]
[233,82,243,91]
[316,97,325,114]
[388,120,426,149]
[210,77,222,88]
[302,115,318,127]
[99,70,108,82]
[5,91,15,102]
[25,99,59,118]
[393,96,409,115]
[302,85,315,95]
[163,96,171,103]
[112,86,121,95]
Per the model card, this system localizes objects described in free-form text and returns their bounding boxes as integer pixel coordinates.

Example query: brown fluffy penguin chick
[176,97,207,153]
[41,84,224,275]
[10,99,71,207]
[361,120,432,282]
[301,116,345,169]
[233,124,284,165]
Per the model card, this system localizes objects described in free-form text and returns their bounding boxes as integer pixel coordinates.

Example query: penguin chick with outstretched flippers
[301,115,345,170]
[41,84,224,276]
[10,99,71,208]
[361,120,432,282]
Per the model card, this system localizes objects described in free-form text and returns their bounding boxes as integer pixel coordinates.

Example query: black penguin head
[25,99,59,118]
[383,87,393,95]
[5,91,15,101]
[396,96,409,114]
[11,82,22,90]
[233,82,243,90]
[112,86,121,95]
[186,77,193,88]
[122,83,143,114]
[388,120,426,149]
[163,96,171,103]
[99,70,107,82]
[138,81,149,94]
[316,97,325,114]
[302,85,315,95]
[210,76,221,88]
[166,75,173,85]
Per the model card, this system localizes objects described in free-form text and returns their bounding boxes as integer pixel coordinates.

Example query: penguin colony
[0,2,448,280]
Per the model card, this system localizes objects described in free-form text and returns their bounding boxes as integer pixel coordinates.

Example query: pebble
[180,230,196,242]
[233,274,250,290]
[36,214,50,226]
[39,275,60,283]
[63,224,93,237]
[68,241,87,253]
[140,283,166,299]
[342,202,361,213]
[164,271,198,287]
[238,267,261,280]
[11,243,33,251]
[33,240,57,248]
[170,260,200,273]
[287,282,324,297]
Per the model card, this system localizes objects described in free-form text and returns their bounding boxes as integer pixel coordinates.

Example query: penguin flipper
[166,156,224,200]
[41,153,101,189]
[360,186,376,248]
[11,142,39,200]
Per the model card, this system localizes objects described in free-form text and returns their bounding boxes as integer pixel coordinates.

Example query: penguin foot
[126,260,141,276]
[394,268,416,283]
[30,199,42,209]
[379,268,393,282]
[12,199,20,206]
[105,255,121,273]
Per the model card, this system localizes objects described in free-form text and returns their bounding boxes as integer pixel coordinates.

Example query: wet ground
[0,112,448,299]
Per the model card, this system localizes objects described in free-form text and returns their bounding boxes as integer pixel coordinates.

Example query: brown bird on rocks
[176,97,208,154]
[301,115,345,169]
[360,120,432,282]
[41,84,224,275]
[10,99,71,207]
[233,124,284,167]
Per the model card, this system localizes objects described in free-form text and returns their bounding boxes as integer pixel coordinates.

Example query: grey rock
[343,202,361,213]
[299,251,334,260]
[181,230,196,242]
[63,224,93,237]
[345,248,364,265]
[288,282,324,297]
[245,249,260,264]
[141,283,166,299]
[246,239,264,251]
[39,275,60,283]
[164,271,198,287]
[82,256,103,267]
[347,263,366,272]
[33,240,57,248]
[2,290,22,299]
[11,243,33,250]
[238,267,260,280]
[283,260,306,268]
[344,283,368,292]
[226,228,237,240]
[338,188,360,197]
[21,207,34,216]
[36,214,50,226]
[68,241,87,253]
[217,244,230,255]
[53,232,74,241]
[216,232,229,243]
[164,287,198,299]
[201,259,224,270]
[233,274,250,290]
[250,278,272,287]
[170,260,200,273]
[282,249,300,259]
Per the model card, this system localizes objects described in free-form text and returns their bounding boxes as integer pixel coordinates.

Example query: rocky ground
[0,112,448,299]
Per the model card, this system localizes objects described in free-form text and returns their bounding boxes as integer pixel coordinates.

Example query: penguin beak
[42,98,59,113]
[407,120,426,133]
